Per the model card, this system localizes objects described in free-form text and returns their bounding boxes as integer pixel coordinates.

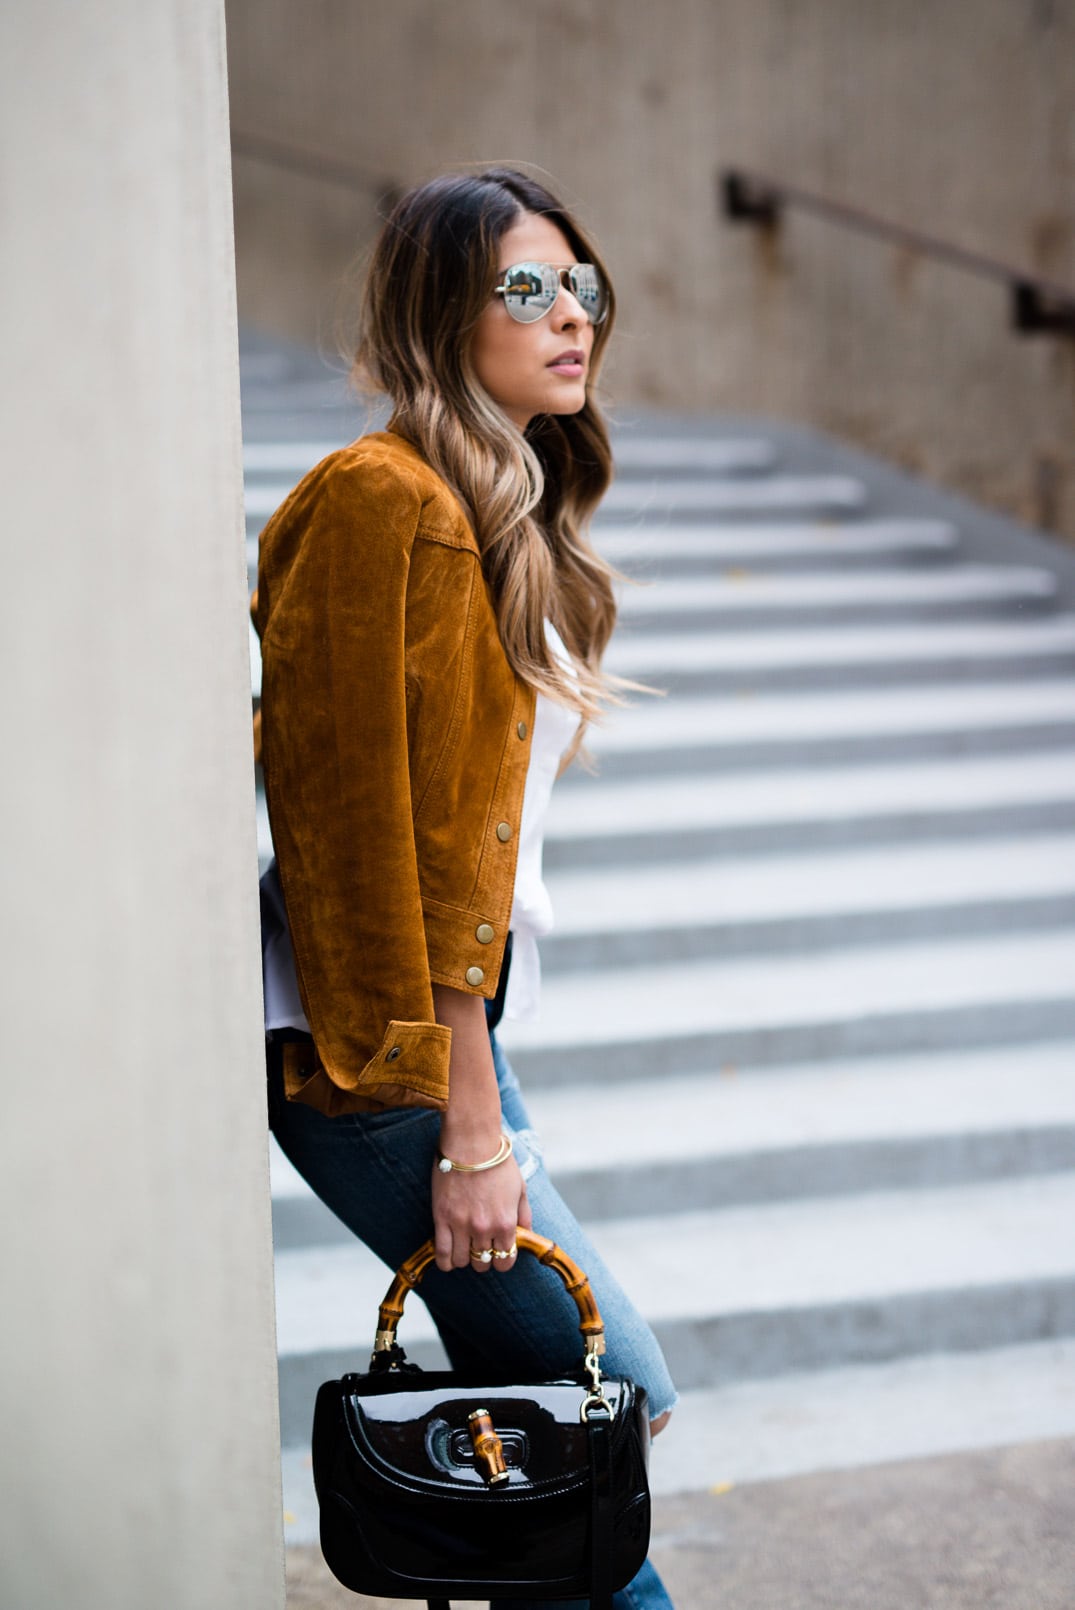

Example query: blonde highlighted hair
[351,167,624,735]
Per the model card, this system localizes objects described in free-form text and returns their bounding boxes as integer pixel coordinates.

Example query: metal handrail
[231,128,399,208]
[720,167,1075,337]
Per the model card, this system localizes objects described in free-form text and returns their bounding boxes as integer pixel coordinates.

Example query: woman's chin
[547,389,588,418]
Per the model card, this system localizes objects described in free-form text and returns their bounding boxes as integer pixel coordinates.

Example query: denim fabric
[267,1025,678,1609]
[489,1553,673,1610]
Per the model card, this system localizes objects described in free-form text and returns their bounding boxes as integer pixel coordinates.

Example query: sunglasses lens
[500,262,559,323]
[569,264,608,324]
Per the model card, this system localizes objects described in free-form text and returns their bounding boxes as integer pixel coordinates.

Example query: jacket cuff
[282,1020,451,1113]
[423,895,507,996]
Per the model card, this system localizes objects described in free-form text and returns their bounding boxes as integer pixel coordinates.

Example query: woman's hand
[430,982,533,1274]
[431,1149,532,1274]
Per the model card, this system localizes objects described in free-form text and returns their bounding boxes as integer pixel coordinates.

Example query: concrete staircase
[240,328,1075,1539]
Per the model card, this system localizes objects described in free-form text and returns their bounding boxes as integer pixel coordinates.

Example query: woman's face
[470,212,597,432]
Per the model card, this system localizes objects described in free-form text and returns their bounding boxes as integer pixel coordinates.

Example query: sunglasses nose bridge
[551,267,589,324]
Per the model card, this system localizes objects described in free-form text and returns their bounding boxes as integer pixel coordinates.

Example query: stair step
[540,832,1075,966]
[650,1339,1075,1495]
[596,475,867,517]
[605,615,1075,682]
[277,1040,1075,1175]
[272,1172,1075,1396]
[598,1174,1075,1388]
[526,1041,1075,1213]
[545,751,1075,860]
[269,1040,1075,1233]
[610,437,777,474]
[583,679,1075,776]
[597,517,957,565]
[616,565,1056,623]
[243,440,345,474]
[497,927,1075,1083]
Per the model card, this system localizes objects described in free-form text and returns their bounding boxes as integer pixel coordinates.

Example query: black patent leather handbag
[311,1227,652,1608]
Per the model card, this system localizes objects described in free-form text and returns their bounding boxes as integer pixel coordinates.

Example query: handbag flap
[340,1372,634,1495]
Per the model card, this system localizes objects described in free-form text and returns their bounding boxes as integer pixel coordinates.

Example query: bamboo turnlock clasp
[468,1408,509,1485]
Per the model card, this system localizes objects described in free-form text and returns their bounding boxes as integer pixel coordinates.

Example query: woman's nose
[552,282,588,328]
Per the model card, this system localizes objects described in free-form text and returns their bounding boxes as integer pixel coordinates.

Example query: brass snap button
[465,966,485,987]
[386,1046,402,1062]
[496,821,513,842]
[517,721,528,740]
[475,923,495,944]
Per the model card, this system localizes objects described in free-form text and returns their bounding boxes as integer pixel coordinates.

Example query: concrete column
[0,5,284,1607]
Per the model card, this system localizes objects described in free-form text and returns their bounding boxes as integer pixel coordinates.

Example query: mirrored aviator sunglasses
[494,261,609,325]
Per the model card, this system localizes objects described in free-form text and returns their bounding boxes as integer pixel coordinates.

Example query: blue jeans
[268,1027,678,1609]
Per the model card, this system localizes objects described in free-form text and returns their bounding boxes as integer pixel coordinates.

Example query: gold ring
[470,1246,494,1264]
[491,1244,518,1261]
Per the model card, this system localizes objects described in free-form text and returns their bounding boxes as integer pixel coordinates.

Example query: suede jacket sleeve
[255,432,533,1117]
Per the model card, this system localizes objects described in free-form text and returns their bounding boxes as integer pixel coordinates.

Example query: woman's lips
[547,352,585,377]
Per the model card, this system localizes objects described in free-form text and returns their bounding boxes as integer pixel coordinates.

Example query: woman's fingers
[433,1217,455,1274]
[491,1179,529,1274]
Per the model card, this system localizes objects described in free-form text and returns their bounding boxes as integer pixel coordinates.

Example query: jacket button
[496,821,512,842]
[517,721,528,740]
[386,1046,402,1062]
[475,923,495,944]
[465,966,485,987]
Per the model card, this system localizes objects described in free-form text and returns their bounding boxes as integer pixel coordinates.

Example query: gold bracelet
[436,1132,513,1174]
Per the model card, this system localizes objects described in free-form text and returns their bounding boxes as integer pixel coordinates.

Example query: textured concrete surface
[283,1438,1075,1609]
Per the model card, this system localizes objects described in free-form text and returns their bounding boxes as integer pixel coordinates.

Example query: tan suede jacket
[254,430,535,1117]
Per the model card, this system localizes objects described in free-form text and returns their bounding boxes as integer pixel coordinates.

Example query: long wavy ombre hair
[352,167,624,733]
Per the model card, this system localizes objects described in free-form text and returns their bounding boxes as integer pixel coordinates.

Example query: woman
[256,166,678,1609]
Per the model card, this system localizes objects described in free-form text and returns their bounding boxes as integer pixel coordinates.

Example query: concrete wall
[0,5,284,1607]
[225,0,1075,541]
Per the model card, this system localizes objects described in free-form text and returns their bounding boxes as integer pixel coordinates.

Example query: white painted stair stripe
[652,1340,1075,1494]
[605,616,1075,675]
[527,1042,1075,1172]
[495,928,1075,1052]
[269,1040,1075,1201]
[576,1174,1075,1321]
[616,565,1056,614]
[597,475,867,512]
[244,482,321,517]
[546,832,1075,935]
[272,1172,1075,1357]
[546,752,1075,839]
[243,441,345,473]
[597,518,957,561]
[610,438,777,471]
[589,679,1075,755]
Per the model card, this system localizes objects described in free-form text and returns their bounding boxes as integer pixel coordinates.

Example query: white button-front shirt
[503,622,579,1022]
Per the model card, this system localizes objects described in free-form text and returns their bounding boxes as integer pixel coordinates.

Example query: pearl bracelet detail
[436,1132,513,1174]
